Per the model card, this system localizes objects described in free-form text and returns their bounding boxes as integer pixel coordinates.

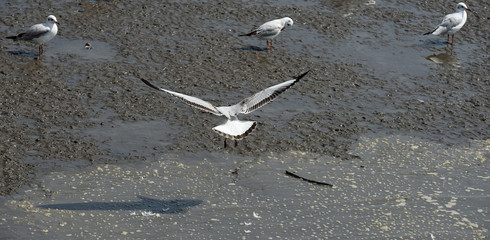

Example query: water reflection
[426,49,460,68]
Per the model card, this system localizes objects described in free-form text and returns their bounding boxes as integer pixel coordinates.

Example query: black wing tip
[139,78,162,91]
[295,71,310,80]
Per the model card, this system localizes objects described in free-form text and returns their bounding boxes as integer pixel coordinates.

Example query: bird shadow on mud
[8,50,39,58]
[37,195,203,214]
[420,40,452,47]
[237,45,269,51]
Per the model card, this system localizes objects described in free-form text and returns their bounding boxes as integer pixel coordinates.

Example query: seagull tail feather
[6,32,26,40]
[424,26,439,35]
[212,120,257,140]
[239,31,257,37]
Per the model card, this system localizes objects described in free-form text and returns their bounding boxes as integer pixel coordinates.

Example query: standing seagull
[7,15,59,56]
[140,71,309,148]
[424,2,471,45]
[239,17,294,50]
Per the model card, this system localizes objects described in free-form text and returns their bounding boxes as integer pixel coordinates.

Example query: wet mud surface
[0,0,489,238]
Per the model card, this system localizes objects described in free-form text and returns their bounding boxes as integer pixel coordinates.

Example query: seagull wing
[438,14,460,31]
[18,24,50,41]
[140,79,223,116]
[425,12,462,35]
[239,71,309,114]
[257,27,281,38]
[256,20,283,37]
[434,13,463,34]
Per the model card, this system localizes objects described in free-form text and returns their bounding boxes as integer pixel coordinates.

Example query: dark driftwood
[285,170,333,187]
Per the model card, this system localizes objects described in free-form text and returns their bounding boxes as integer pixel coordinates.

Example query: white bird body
[425,3,470,45]
[7,15,59,56]
[240,17,294,49]
[141,71,309,147]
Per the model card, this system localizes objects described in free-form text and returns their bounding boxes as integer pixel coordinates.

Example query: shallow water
[0,0,488,238]
[1,135,488,238]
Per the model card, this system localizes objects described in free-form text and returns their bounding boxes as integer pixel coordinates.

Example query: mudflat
[0,0,488,238]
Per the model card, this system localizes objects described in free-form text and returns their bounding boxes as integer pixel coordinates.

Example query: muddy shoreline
[1,0,488,195]
[0,3,488,238]
[0,0,488,238]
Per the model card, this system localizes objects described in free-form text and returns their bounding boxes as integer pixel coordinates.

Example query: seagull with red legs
[7,15,59,57]
[140,71,309,148]
[239,17,294,50]
[424,2,471,45]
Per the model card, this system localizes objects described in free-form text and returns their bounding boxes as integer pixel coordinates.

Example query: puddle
[47,38,119,61]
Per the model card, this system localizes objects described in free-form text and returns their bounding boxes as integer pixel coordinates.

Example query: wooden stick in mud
[285,170,333,187]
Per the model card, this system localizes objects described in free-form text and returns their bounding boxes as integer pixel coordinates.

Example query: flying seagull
[239,17,294,50]
[7,15,59,56]
[140,71,309,147]
[424,2,471,45]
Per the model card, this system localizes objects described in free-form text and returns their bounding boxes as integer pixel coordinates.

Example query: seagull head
[47,15,59,25]
[280,17,293,31]
[283,17,294,27]
[456,2,471,12]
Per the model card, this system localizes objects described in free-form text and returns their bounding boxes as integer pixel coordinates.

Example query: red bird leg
[234,140,238,147]
[451,34,455,45]
[224,139,227,148]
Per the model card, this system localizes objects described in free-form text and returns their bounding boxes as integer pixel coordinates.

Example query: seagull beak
[56,21,60,25]
[466,8,471,12]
